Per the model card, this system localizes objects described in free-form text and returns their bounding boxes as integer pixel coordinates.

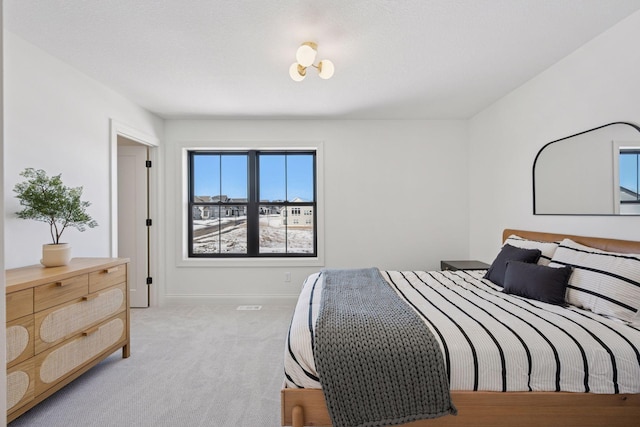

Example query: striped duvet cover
[284,269,640,394]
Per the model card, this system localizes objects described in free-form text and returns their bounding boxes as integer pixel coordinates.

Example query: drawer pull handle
[56,281,66,287]
[82,325,100,336]
[83,294,99,302]
[104,267,118,274]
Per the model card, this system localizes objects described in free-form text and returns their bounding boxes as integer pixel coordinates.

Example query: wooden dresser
[5,258,130,422]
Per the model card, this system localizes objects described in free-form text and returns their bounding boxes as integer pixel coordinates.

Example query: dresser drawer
[7,289,34,322]
[7,358,35,414]
[35,312,127,395]
[89,264,127,293]
[34,282,127,353]
[34,274,89,312]
[7,315,34,367]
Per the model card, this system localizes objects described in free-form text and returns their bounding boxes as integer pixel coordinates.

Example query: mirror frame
[532,121,640,215]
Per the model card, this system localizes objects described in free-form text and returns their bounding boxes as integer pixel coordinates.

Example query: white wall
[3,31,163,269]
[468,10,640,262]
[163,119,468,303]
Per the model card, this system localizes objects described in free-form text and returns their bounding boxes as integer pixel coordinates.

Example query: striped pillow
[549,238,640,325]
[504,234,559,266]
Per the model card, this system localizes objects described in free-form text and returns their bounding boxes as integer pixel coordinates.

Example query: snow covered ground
[193,215,313,254]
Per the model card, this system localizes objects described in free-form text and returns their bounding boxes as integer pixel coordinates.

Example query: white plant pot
[41,243,71,267]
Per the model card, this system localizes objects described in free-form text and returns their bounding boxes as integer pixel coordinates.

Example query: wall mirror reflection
[533,122,640,215]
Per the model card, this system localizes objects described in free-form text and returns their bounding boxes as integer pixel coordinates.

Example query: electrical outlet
[285,272,291,282]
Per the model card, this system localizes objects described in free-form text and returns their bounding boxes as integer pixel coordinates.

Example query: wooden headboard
[503,229,640,255]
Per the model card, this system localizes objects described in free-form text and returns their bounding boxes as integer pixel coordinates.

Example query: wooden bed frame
[281,229,640,427]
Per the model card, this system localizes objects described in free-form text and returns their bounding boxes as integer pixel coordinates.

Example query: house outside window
[188,150,317,257]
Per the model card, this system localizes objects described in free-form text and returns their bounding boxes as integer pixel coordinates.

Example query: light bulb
[289,63,306,82]
[296,44,317,67]
[318,60,335,79]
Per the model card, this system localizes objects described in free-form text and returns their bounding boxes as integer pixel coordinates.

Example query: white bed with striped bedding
[284,269,640,395]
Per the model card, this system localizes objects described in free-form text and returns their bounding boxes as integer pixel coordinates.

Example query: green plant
[14,168,98,244]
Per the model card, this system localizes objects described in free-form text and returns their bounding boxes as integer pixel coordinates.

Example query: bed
[281,229,640,427]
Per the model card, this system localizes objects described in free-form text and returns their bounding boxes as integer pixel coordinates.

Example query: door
[118,143,150,307]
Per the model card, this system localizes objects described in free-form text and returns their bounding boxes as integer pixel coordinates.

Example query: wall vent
[236,305,262,311]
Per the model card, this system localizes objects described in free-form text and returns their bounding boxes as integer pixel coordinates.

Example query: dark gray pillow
[484,244,541,287]
[502,261,573,305]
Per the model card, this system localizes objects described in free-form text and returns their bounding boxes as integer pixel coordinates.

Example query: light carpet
[9,303,296,427]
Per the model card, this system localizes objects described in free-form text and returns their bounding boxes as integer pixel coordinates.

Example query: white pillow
[549,238,640,325]
[504,235,559,266]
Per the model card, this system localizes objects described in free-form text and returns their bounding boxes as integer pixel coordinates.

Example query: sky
[620,152,638,194]
[193,153,314,202]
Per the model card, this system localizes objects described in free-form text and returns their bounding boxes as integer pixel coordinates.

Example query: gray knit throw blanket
[314,268,457,427]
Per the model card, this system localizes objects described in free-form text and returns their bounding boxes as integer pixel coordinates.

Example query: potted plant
[13,168,98,267]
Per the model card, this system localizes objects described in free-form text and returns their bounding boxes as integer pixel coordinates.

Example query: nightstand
[440,260,490,271]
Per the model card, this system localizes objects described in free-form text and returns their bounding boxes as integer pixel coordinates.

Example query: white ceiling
[5,0,640,119]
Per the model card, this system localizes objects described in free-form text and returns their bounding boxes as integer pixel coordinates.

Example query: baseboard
[162,294,299,306]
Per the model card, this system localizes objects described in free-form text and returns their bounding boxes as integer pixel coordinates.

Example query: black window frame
[188,149,317,258]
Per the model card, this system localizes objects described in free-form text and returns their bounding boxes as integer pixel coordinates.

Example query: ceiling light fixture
[289,42,335,81]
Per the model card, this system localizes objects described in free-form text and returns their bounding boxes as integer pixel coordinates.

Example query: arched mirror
[533,122,640,215]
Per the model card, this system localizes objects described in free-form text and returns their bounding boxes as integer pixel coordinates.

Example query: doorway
[118,136,151,307]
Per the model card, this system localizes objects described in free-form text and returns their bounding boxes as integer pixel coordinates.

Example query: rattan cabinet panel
[7,358,35,413]
[7,315,34,367]
[5,258,130,423]
[36,312,126,394]
[34,283,126,353]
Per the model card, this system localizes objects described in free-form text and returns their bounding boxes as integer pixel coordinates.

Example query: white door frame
[110,119,160,306]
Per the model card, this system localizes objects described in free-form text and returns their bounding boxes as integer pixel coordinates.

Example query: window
[188,150,316,257]
[620,150,640,203]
